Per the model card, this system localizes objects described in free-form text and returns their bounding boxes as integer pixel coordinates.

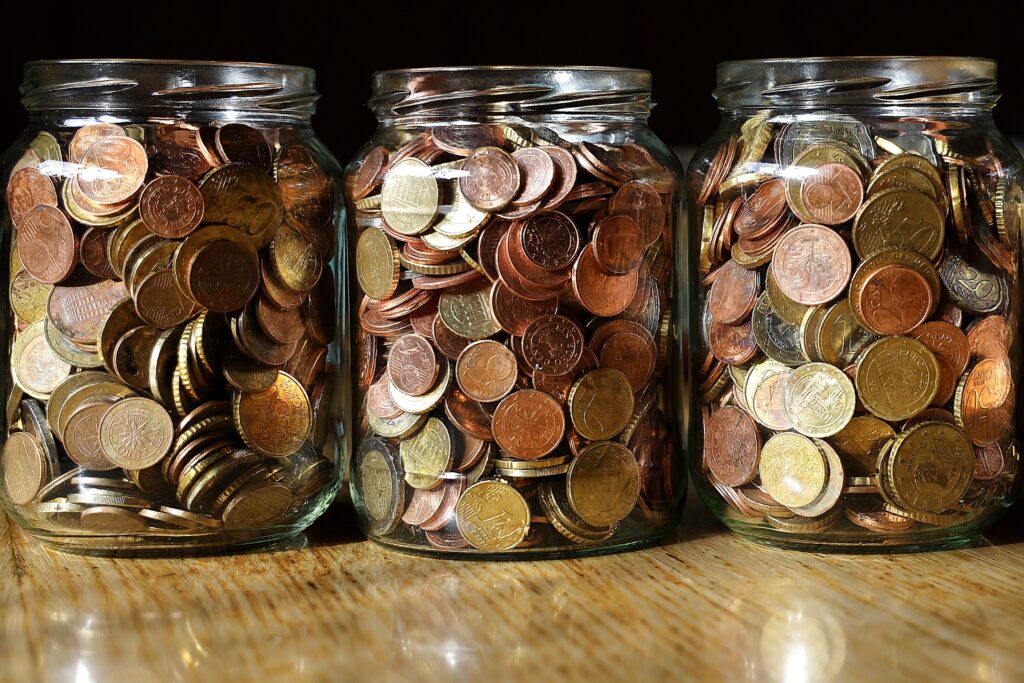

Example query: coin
[829,416,894,476]
[568,368,634,441]
[438,285,501,340]
[492,390,565,460]
[708,259,759,324]
[270,224,322,293]
[460,147,520,211]
[139,175,204,238]
[783,363,855,438]
[455,480,530,551]
[200,163,284,248]
[276,144,334,230]
[853,188,945,260]
[6,167,58,229]
[455,340,518,403]
[17,205,77,284]
[233,372,311,458]
[12,321,72,400]
[955,358,1014,446]
[215,124,273,172]
[705,405,760,487]
[852,262,933,336]
[759,432,827,508]
[511,147,555,205]
[518,211,581,271]
[77,136,148,204]
[751,291,804,366]
[521,314,584,376]
[9,270,52,325]
[571,244,638,317]
[381,158,439,235]
[911,321,971,377]
[799,163,864,225]
[887,422,974,514]
[355,228,400,301]
[98,397,174,469]
[222,481,293,529]
[566,441,640,527]
[399,417,452,490]
[856,337,940,421]
[2,432,49,505]
[388,334,439,397]
[69,123,126,164]
[771,224,851,305]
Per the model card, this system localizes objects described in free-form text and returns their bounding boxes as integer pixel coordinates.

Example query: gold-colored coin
[2,431,49,505]
[566,441,640,527]
[766,266,809,326]
[222,481,293,529]
[855,337,940,422]
[354,437,404,535]
[782,362,855,438]
[233,372,312,458]
[887,421,974,514]
[789,439,844,518]
[270,224,322,293]
[11,321,72,400]
[815,299,873,366]
[438,285,501,340]
[798,305,828,362]
[45,318,104,369]
[874,153,944,197]
[568,368,634,441]
[742,358,790,414]
[759,432,827,508]
[367,410,427,440]
[9,269,51,324]
[199,163,284,248]
[45,371,113,436]
[380,158,439,236]
[828,415,895,476]
[355,227,401,300]
[994,178,1022,250]
[398,416,452,490]
[421,229,478,253]
[852,188,945,260]
[388,360,451,415]
[432,177,489,238]
[538,479,614,544]
[455,480,530,550]
[866,167,938,201]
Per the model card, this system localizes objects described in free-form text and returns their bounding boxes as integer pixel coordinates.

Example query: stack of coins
[347,124,680,552]
[1,122,338,541]
[696,113,1020,537]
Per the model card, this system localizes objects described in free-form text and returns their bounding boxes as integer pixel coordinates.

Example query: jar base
[20,525,310,558]
[723,523,985,554]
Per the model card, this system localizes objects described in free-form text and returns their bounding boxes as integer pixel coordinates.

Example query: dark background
[3,0,1024,163]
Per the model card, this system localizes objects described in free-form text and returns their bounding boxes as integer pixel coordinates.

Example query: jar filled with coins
[0,60,345,553]
[345,67,684,557]
[689,56,1022,550]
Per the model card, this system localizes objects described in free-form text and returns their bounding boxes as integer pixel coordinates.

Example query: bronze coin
[410,269,484,291]
[456,340,519,403]
[967,315,1013,360]
[799,163,864,225]
[489,280,558,337]
[958,358,1014,446]
[79,228,117,280]
[214,124,273,172]
[511,148,556,206]
[276,144,334,231]
[521,314,584,376]
[69,123,125,164]
[459,146,520,211]
[705,405,761,487]
[733,179,787,238]
[261,257,307,310]
[387,334,438,397]
[771,224,852,306]
[498,229,569,298]
[350,145,389,201]
[593,214,644,275]
[149,124,213,179]
[708,319,758,366]
[367,371,403,420]
[270,224,323,293]
[541,146,578,209]
[571,244,638,317]
[139,175,205,239]
[608,180,666,247]
[492,389,565,460]
[186,240,260,313]
[576,141,631,186]
[17,205,77,284]
[256,295,306,345]
[911,321,971,377]
[857,264,933,336]
[111,326,160,390]
[235,305,298,367]
[432,314,471,360]
[77,137,148,204]
[7,167,58,229]
[518,211,580,271]
[707,259,759,324]
[444,388,494,441]
[221,346,278,393]
[48,279,128,345]
[134,269,195,329]
[974,442,1008,481]
[599,331,657,391]
[476,221,510,282]
[430,125,506,156]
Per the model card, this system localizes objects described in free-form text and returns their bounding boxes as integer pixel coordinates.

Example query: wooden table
[2,495,1022,683]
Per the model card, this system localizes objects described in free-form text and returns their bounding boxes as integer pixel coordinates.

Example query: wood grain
[1,497,1022,683]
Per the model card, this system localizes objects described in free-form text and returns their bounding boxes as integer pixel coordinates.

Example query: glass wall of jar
[344,66,684,558]
[0,60,346,554]
[687,56,1022,550]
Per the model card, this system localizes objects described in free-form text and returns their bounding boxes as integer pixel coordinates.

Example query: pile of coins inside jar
[697,113,1020,537]
[1,122,337,539]
[348,123,678,551]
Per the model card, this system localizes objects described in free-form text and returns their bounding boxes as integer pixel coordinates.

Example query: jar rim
[715,55,999,108]
[24,58,315,74]
[375,65,649,76]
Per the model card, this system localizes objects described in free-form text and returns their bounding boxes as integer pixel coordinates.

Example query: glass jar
[0,60,346,554]
[688,56,1022,550]
[344,66,684,558]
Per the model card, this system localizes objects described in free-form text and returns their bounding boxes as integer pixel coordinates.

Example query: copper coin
[705,405,761,487]
[598,331,657,391]
[69,123,125,164]
[511,148,556,206]
[430,125,505,156]
[496,231,565,302]
[521,314,585,376]
[6,167,57,229]
[150,124,213,179]
[402,482,450,527]
[214,124,273,172]
[411,269,483,291]
[388,334,439,396]
[79,228,117,280]
[489,280,558,337]
[186,240,260,313]
[967,315,1013,360]
[517,211,580,272]
[576,141,631,186]
[456,340,519,403]
[974,442,1008,481]
[77,137,148,204]
[771,224,851,305]
[734,179,787,238]
[17,205,77,284]
[492,389,565,460]
[459,147,520,211]
[477,221,510,282]
[139,175,205,239]
[540,146,578,209]
[707,259,758,324]
[48,279,127,344]
[844,508,916,532]
[571,244,638,317]
[135,269,194,329]
[958,358,1014,446]
[608,180,665,247]
[932,299,964,328]
[444,388,494,441]
[256,295,306,345]
[857,264,933,336]
[799,163,864,225]
[261,257,307,310]
[236,305,298,366]
[350,145,389,201]
[708,319,758,366]
[593,214,644,275]
[277,144,333,231]
[367,371,403,420]
[911,321,970,376]
[111,326,160,390]
[302,272,335,346]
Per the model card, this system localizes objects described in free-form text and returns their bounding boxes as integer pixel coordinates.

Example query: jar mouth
[20,59,319,120]
[715,56,999,109]
[370,65,653,120]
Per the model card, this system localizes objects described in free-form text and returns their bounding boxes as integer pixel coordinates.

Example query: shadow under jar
[688,56,1023,551]
[345,66,685,558]
[0,60,346,555]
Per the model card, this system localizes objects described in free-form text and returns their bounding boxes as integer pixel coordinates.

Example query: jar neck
[20,60,319,125]
[369,66,653,125]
